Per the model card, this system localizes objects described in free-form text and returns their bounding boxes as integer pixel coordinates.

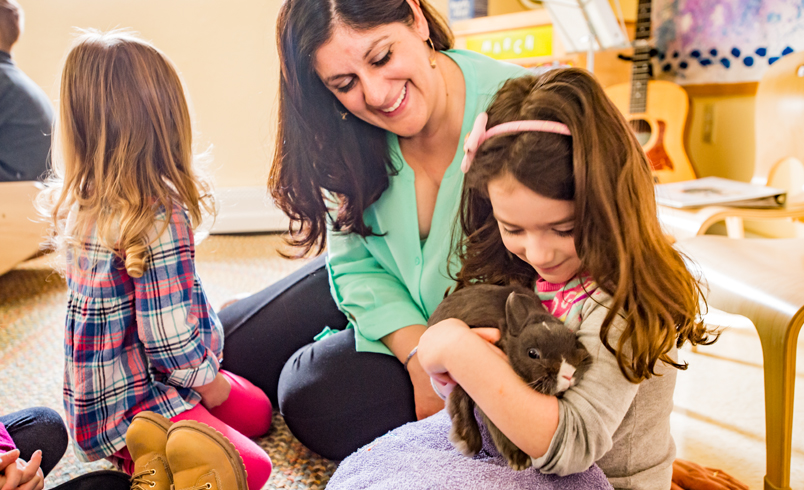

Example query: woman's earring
[340,111,348,120]
[427,38,437,69]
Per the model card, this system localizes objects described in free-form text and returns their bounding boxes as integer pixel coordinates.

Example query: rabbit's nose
[558,362,576,383]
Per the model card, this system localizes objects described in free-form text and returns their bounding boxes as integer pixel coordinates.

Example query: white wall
[15,0,281,189]
[13,0,451,232]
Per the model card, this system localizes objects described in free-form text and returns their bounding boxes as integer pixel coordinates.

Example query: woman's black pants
[218,255,417,460]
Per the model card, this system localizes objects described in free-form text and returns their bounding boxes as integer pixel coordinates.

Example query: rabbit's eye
[528,348,540,359]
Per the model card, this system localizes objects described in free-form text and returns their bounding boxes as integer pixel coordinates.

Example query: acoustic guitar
[605,0,696,183]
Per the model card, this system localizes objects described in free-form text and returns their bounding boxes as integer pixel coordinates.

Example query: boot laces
[130,469,158,489]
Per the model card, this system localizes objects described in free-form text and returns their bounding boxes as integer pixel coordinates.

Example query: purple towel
[327,409,613,490]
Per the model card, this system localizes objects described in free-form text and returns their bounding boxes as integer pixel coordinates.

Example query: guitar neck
[629,0,652,115]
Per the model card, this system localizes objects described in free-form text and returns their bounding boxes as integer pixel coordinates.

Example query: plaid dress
[63,205,223,461]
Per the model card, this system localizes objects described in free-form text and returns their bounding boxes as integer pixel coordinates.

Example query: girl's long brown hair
[39,30,214,277]
[457,70,715,382]
[271,0,453,257]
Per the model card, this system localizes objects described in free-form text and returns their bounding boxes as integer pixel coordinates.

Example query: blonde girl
[411,69,715,489]
[40,30,272,490]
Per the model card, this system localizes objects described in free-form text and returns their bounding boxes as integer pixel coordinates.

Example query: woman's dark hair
[271,0,453,256]
[456,69,716,382]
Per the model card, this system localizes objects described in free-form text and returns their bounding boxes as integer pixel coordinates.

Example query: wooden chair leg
[756,315,803,490]
[725,216,745,239]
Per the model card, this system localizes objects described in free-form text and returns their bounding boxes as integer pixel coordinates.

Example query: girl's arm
[420,294,652,477]
[193,372,231,410]
[417,319,560,458]
[133,206,221,391]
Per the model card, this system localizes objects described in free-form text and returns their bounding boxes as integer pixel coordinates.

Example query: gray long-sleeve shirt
[533,291,677,490]
[0,50,53,181]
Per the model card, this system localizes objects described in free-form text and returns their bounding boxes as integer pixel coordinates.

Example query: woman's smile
[380,82,408,115]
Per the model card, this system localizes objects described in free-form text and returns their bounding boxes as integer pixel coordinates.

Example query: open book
[655,177,787,209]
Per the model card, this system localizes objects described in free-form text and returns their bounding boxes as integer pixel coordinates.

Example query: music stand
[540,0,629,72]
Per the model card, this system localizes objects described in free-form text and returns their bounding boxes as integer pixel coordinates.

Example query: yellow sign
[465,25,553,61]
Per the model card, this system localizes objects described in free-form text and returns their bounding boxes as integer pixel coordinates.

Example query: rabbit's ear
[505,292,542,337]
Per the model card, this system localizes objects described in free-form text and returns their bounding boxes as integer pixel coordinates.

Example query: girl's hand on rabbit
[418,320,508,384]
[419,322,507,373]
[195,372,232,410]
[417,318,471,379]
[0,450,45,490]
[471,328,506,360]
[421,325,507,401]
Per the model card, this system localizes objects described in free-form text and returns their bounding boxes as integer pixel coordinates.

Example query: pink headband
[460,112,571,173]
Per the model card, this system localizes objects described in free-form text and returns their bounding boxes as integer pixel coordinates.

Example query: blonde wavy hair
[39,29,214,277]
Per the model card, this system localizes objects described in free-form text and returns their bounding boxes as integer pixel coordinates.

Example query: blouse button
[414,257,421,265]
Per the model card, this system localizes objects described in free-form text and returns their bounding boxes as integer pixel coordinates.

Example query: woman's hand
[0,450,45,490]
[195,372,232,410]
[406,355,446,420]
[671,459,749,490]
[380,324,446,420]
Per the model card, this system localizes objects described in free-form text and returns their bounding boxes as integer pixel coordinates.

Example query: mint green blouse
[325,50,529,355]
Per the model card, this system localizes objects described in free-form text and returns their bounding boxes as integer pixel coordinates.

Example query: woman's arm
[327,230,429,344]
[417,319,560,458]
[382,325,446,419]
[327,229,446,418]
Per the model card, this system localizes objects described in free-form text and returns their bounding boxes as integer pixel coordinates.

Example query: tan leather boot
[166,421,247,490]
[126,411,173,490]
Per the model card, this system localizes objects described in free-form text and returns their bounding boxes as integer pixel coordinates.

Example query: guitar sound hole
[630,118,652,146]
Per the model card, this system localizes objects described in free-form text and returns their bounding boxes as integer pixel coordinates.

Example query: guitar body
[606,80,696,183]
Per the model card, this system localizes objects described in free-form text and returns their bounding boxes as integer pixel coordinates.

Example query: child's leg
[172,404,272,490]
[109,446,134,475]
[208,370,272,438]
[110,372,271,485]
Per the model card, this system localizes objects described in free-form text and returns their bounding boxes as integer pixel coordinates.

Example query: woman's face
[488,173,581,285]
[313,1,440,137]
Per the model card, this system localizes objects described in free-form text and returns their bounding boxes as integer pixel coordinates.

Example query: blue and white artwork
[654,0,804,84]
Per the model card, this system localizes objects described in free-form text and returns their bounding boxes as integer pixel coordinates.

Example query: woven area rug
[0,234,338,489]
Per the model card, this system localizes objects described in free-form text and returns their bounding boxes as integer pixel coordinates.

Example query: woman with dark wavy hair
[218,0,528,459]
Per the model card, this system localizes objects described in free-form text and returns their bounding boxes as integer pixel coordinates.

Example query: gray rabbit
[427,284,592,470]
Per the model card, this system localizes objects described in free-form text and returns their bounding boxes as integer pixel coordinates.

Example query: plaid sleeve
[132,207,219,389]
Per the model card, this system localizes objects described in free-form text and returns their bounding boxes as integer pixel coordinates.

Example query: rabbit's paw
[505,449,533,471]
[448,425,478,457]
